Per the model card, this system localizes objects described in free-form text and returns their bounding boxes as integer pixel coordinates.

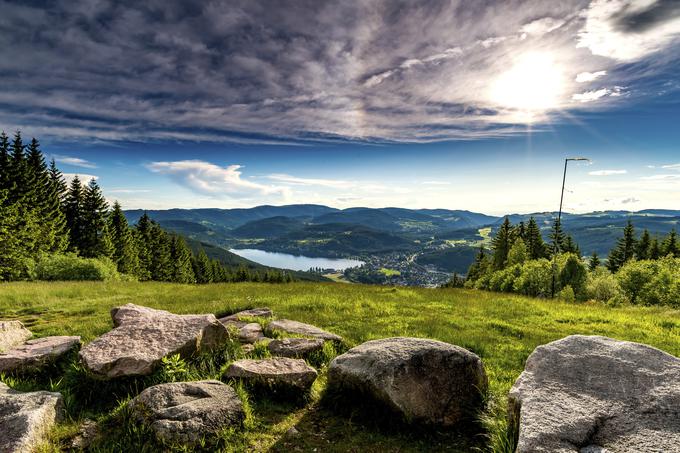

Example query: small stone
[130,380,244,445]
[265,319,341,342]
[224,357,318,391]
[268,338,324,358]
[286,426,299,437]
[0,336,80,373]
[0,321,32,353]
[240,344,255,355]
[0,382,63,453]
[70,419,98,450]
[239,323,266,344]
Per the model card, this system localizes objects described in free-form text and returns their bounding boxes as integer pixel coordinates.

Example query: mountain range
[125,205,680,279]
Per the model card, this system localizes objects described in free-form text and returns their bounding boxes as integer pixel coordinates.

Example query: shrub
[513,259,553,297]
[488,265,521,292]
[558,253,588,299]
[557,285,575,303]
[585,268,622,302]
[35,253,122,281]
[616,257,680,307]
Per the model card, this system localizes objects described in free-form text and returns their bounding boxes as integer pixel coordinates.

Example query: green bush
[34,253,122,281]
[489,265,521,292]
[513,259,553,297]
[585,268,622,303]
[558,253,588,299]
[557,285,575,303]
[616,257,680,307]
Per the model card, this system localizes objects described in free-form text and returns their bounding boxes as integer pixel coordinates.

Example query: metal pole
[551,159,569,298]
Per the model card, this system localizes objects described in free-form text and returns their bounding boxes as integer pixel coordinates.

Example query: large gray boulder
[130,380,243,445]
[267,338,324,358]
[0,336,80,373]
[0,321,32,353]
[224,357,318,391]
[79,304,228,379]
[509,335,680,453]
[265,319,342,342]
[0,382,63,453]
[327,337,487,426]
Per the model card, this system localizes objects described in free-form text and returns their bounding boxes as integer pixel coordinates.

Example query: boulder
[220,319,266,344]
[79,304,228,379]
[0,336,80,373]
[509,335,680,453]
[0,382,63,453]
[0,321,32,353]
[224,357,318,391]
[267,338,324,358]
[327,337,487,426]
[130,380,244,445]
[219,307,273,322]
[265,319,342,342]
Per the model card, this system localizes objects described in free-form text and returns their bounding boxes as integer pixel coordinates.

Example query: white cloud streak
[52,154,97,168]
[588,169,627,176]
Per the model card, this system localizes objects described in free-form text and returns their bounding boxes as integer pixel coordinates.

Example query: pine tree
[662,229,679,258]
[192,249,213,283]
[649,237,661,260]
[6,132,39,260]
[133,213,153,280]
[48,159,68,204]
[26,138,68,252]
[109,201,140,275]
[491,216,513,270]
[80,179,113,258]
[515,221,526,241]
[64,176,85,252]
[636,229,651,260]
[525,217,547,259]
[147,221,171,281]
[0,132,10,190]
[169,235,195,283]
[563,235,580,256]
[588,251,600,271]
[0,188,23,280]
[549,218,567,255]
[465,246,489,282]
[607,220,636,272]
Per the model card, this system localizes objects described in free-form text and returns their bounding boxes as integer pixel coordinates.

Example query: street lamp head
[567,157,590,162]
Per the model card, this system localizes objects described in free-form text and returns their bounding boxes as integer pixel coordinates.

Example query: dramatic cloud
[0,0,678,144]
[147,160,290,199]
[589,169,627,175]
[52,155,97,168]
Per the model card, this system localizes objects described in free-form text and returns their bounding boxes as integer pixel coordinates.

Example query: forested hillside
[0,132,294,283]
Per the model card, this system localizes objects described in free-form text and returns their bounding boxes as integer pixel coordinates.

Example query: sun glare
[490,52,565,118]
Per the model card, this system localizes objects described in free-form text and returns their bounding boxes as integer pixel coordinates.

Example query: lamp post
[551,157,590,297]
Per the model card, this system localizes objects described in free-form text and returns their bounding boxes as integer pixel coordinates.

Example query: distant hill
[127,205,680,275]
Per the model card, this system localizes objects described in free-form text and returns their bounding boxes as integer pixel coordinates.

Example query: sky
[1,0,679,215]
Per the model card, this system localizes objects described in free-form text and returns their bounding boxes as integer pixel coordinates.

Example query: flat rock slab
[0,382,63,453]
[0,321,32,353]
[80,304,228,379]
[265,319,342,342]
[221,320,266,344]
[220,307,273,322]
[268,338,324,358]
[0,336,80,373]
[509,335,680,453]
[328,337,487,426]
[224,357,318,391]
[130,380,243,445]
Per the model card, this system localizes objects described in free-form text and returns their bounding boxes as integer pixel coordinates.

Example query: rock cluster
[509,335,680,453]
[79,304,229,379]
[328,337,487,426]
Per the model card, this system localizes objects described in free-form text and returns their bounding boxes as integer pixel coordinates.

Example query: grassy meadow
[1,281,680,452]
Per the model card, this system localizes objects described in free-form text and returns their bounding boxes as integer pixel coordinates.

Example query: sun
[490,52,566,117]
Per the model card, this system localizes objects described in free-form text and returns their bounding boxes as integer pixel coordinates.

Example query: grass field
[1,281,680,452]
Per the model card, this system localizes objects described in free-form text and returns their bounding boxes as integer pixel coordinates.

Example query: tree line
[0,131,293,283]
[452,215,680,307]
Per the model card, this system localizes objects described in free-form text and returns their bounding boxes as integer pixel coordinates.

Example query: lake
[229,248,364,271]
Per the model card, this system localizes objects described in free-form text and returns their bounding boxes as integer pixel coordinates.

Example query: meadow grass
[1,281,679,452]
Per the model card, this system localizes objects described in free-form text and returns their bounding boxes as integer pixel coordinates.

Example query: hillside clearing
[1,281,679,452]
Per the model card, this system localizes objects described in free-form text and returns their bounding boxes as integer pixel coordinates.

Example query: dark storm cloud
[613,0,680,33]
[0,0,677,144]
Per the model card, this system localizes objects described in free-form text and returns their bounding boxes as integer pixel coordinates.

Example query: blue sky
[1,0,679,214]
